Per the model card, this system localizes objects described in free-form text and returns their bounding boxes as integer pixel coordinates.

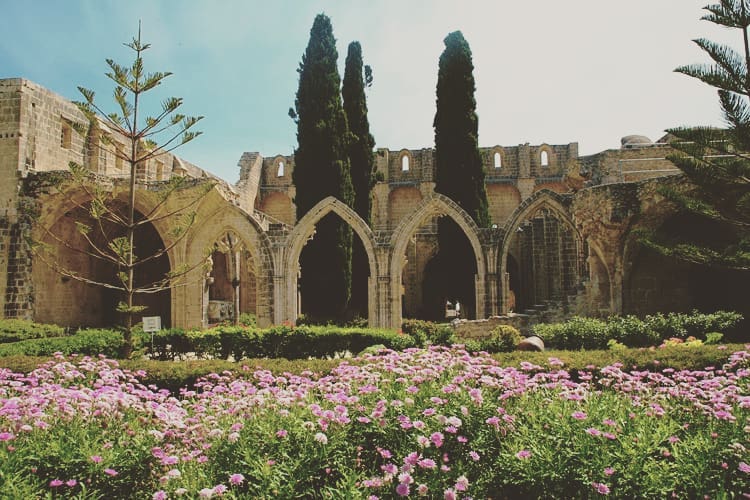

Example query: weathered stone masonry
[4,78,734,331]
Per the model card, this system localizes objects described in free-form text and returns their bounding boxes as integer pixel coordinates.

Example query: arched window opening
[277,161,285,177]
[401,155,410,172]
[541,150,549,167]
[494,152,502,169]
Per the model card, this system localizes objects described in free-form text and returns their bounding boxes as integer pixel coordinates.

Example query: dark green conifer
[291,14,354,319]
[342,41,375,317]
[425,31,490,320]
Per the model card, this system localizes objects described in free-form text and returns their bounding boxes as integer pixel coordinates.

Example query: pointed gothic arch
[389,193,486,327]
[184,204,275,328]
[498,189,582,313]
[284,196,379,325]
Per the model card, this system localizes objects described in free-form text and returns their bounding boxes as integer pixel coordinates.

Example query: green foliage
[426,31,490,320]
[705,331,725,344]
[534,316,611,350]
[533,311,743,350]
[0,328,125,358]
[401,319,456,346]
[31,28,208,358]
[292,14,355,319]
[434,31,490,228]
[238,312,256,327]
[648,1,750,270]
[0,319,66,343]
[481,325,523,353]
[144,324,416,361]
[343,41,376,317]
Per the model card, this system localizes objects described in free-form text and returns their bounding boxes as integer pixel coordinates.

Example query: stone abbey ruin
[1,78,747,331]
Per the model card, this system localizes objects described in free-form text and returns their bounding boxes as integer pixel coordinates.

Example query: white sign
[142,316,162,332]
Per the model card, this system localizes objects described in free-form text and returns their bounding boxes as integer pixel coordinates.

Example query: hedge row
[144,325,418,360]
[0,328,124,358]
[532,310,743,350]
[0,343,745,395]
[0,319,66,344]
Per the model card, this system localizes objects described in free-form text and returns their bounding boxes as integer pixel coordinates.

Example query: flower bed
[1,346,748,498]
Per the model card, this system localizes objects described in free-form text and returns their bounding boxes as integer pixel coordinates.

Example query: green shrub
[0,319,67,344]
[481,325,522,353]
[534,311,743,350]
[140,324,416,361]
[533,316,610,350]
[0,328,124,358]
[705,332,724,344]
[644,310,742,341]
[606,315,660,347]
[400,319,455,346]
[238,313,256,327]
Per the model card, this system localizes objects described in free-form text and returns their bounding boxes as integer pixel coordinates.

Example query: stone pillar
[485,272,499,317]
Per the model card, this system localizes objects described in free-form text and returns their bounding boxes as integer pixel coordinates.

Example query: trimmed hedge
[0,328,125,358]
[148,325,417,361]
[0,319,66,344]
[0,344,744,395]
[533,310,743,350]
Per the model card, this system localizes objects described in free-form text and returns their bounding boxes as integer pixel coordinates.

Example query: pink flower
[198,488,214,499]
[668,435,680,444]
[586,428,601,437]
[229,473,245,485]
[396,483,410,496]
[515,450,531,459]
[104,468,118,476]
[430,432,444,447]
[66,479,77,487]
[417,484,428,495]
[592,482,610,495]
[469,451,480,461]
[0,432,14,442]
[90,455,103,463]
[153,491,168,500]
[455,475,469,491]
[213,484,227,495]
[418,458,437,469]
[49,479,63,487]
[276,429,288,438]
[604,467,615,476]
[314,432,328,444]
[740,462,750,473]
[572,411,587,420]
[444,488,457,500]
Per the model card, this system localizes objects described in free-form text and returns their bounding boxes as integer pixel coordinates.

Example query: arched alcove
[285,197,378,325]
[33,199,172,327]
[499,190,582,314]
[390,194,486,325]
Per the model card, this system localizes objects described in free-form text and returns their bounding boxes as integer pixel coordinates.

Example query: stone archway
[184,206,275,328]
[31,188,176,327]
[284,196,379,326]
[498,190,582,314]
[389,193,486,328]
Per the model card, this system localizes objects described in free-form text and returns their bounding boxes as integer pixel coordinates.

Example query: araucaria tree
[33,27,209,356]
[291,14,355,319]
[643,0,750,270]
[342,41,375,317]
[424,31,490,320]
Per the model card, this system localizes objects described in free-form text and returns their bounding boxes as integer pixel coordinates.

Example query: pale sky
[0,0,737,182]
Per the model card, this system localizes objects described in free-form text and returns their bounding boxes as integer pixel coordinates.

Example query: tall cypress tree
[424,31,490,320]
[292,14,354,319]
[342,41,375,317]
[434,31,490,227]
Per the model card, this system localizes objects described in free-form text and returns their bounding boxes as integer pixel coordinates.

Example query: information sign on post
[142,316,162,332]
